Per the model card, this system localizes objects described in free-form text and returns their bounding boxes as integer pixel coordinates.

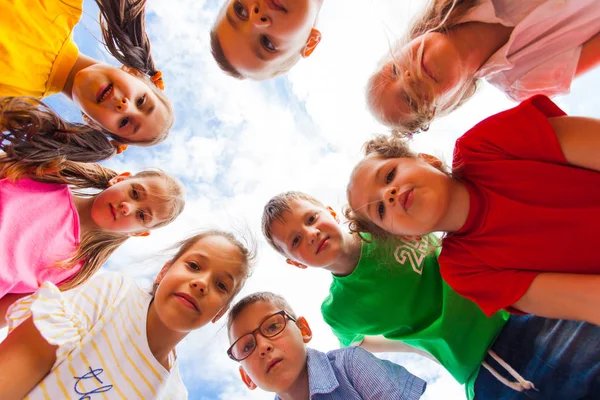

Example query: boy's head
[227,292,312,393]
[210,0,324,80]
[262,191,344,269]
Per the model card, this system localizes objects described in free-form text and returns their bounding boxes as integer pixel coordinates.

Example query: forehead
[229,300,280,342]
[348,156,387,205]
[374,63,413,125]
[139,94,170,142]
[270,199,320,236]
[128,176,172,218]
[183,235,243,266]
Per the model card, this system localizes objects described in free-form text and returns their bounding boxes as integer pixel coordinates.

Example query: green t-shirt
[321,234,509,400]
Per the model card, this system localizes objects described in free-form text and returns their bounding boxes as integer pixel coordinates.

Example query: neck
[449,21,513,74]
[276,364,310,400]
[61,53,98,99]
[146,301,188,370]
[72,195,100,236]
[326,231,362,276]
[436,179,470,233]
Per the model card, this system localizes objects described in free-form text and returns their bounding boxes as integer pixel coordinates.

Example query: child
[0,0,173,145]
[346,95,600,326]
[262,191,600,399]
[210,0,324,80]
[227,291,427,399]
[367,0,600,134]
[0,155,185,327]
[0,230,254,399]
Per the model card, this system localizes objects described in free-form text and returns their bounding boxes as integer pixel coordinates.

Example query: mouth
[96,83,114,104]
[420,54,437,83]
[174,292,199,312]
[399,189,414,211]
[316,237,329,255]
[109,204,117,220]
[266,358,283,373]
[265,0,286,12]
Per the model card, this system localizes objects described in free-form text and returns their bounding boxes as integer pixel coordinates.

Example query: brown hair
[261,191,325,255]
[345,134,448,245]
[94,0,174,144]
[153,230,256,297]
[0,155,185,290]
[0,96,118,164]
[227,291,296,337]
[367,0,480,135]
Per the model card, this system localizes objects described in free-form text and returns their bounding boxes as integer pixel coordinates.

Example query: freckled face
[71,64,169,142]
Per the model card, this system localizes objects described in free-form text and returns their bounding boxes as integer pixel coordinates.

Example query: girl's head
[72,0,173,145]
[366,0,479,135]
[151,231,256,332]
[345,134,451,240]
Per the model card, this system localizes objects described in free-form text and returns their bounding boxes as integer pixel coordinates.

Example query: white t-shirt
[7,272,188,399]
[463,0,600,100]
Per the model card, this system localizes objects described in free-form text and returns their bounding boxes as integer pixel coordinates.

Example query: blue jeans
[474,315,600,399]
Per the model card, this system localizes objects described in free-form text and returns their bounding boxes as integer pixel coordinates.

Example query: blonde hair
[367,0,480,136]
[0,155,185,290]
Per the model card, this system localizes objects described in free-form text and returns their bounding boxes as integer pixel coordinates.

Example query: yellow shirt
[0,0,83,98]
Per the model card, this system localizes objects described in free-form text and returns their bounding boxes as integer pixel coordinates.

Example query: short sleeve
[349,347,427,400]
[454,95,567,166]
[7,273,127,366]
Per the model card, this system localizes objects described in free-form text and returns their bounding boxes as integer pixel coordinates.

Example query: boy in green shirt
[261,191,600,400]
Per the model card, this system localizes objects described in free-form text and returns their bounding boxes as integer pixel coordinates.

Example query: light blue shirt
[275,347,426,400]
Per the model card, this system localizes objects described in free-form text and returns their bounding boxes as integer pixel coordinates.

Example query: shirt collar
[274,348,339,399]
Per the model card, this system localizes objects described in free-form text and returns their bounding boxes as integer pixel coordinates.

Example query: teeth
[99,84,112,102]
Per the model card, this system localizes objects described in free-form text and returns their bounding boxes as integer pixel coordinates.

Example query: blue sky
[30,0,600,399]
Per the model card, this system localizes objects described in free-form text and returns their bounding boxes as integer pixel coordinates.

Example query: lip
[399,189,414,211]
[96,83,113,104]
[174,292,199,312]
[266,358,283,373]
[316,237,329,254]
[265,0,286,12]
[109,204,117,220]
[421,55,437,83]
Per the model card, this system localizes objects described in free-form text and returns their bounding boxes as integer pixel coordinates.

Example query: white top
[463,0,600,100]
[7,272,188,400]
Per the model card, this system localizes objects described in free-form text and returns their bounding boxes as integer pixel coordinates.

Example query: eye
[385,168,396,184]
[136,210,146,222]
[186,261,200,271]
[233,1,248,19]
[264,322,283,334]
[291,236,300,248]
[241,339,255,353]
[217,281,229,293]
[377,202,385,220]
[391,63,398,78]
[307,214,316,225]
[119,117,129,129]
[136,94,146,107]
[131,187,139,200]
[261,36,276,52]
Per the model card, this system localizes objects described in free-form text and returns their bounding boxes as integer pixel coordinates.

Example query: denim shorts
[474,315,600,400]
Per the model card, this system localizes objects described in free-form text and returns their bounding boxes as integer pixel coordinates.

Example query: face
[153,235,244,332]
[371,32,466,125]
[347,154,452,236]
[71,64,170,142]
[215,0,323,79]
[270,199,344,268]
[90,175,170,234]
[230,301,311,393]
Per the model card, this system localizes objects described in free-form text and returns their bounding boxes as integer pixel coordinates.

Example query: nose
[384,187,399,206]
[256,335,273,357]
[115,96,129,112]
[307,227,320,245]
[250,3,270,27]
[190,276,208,295]
[119,201,132,216]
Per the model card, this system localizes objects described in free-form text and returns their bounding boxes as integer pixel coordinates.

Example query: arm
[512,273,600,325]
[548,116,600,172]
[358,336,439,364]
[576,32,600,77]
[0,317,57,399]
[0,293,28,329]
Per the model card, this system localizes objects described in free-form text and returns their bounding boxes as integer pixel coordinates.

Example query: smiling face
[90,175,171,233]
[153,235,244,332]
[369,32,466,128]
[347,153,453,237]
[230,300,311,393]
[214,0,322,79]
[71,64,170,142]
[269,199,344,268]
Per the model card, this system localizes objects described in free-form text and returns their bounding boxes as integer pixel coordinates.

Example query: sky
[4,0,600,399]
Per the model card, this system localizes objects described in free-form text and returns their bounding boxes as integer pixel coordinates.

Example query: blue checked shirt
[274,347,426,400]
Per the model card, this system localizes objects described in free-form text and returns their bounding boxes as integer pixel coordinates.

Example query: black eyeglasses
[227,310,296,362]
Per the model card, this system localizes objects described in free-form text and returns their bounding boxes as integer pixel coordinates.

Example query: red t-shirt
[439,95,600,316]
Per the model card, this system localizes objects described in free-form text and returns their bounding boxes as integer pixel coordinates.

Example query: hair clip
[110,140,128,154]
[151,70,165,90]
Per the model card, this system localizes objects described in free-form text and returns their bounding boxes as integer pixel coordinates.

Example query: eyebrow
[226,10,239,32]
[189,252,236,283]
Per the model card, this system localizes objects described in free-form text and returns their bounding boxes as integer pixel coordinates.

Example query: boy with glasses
[227,291,427,399]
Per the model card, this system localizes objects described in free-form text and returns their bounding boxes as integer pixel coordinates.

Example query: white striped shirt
[7,272,188,399]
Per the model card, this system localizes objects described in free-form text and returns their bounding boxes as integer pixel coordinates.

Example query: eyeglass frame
[227,310,297,362]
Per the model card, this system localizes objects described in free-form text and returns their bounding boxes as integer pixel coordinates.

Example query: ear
[326,206,340,223]
[296,316,313,344]
[418,153,443,169]
[401,235,422,243]
[120,65,144,77]
[107,172,132,187]
[131,231,150,237]
[301,28,321,58]
[81,113,95,126]
[239,366,257,390]
[286,259,308,269]
[211,304,230,324]
[154,261,172,286]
